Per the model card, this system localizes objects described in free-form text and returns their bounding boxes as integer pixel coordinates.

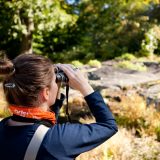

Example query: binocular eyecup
[55,67,69,83]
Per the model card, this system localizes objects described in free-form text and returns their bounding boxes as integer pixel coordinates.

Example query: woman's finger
[56,64,79,77]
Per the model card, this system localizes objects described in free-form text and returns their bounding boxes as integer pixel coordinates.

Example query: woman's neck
[39,102,49,111]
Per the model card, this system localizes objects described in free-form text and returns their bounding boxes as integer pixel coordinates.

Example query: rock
[82,60,160,111]
[87,72,101,80]
[143,62,159,68]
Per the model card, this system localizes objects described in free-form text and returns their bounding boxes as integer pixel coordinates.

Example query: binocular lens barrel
[55,67,69,83]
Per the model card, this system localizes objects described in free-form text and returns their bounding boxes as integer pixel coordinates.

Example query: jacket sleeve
[50,93,65,120]
[47,91,118,158]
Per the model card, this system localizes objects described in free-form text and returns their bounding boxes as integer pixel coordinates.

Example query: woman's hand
[56,64,94,97]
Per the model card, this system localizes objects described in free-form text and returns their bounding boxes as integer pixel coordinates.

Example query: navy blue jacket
[0,91,118,160]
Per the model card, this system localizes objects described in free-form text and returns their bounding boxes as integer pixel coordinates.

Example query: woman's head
[0,54,57,107]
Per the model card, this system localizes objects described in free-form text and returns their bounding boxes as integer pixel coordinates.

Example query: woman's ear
[41,87,50,101]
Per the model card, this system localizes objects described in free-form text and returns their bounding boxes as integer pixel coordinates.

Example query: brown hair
[0,54,54,106]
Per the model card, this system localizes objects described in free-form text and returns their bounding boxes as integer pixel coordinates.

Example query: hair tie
[4,83,16,88]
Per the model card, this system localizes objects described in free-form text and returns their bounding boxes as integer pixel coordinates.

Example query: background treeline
[0,0,160,62]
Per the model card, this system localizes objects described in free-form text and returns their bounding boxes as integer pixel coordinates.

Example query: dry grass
[74,88,160,159]
[101,89,160,137]
[76,128,160,160]
[0,83,9,118]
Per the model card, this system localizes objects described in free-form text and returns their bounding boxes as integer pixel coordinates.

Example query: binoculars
[55,67,69,83]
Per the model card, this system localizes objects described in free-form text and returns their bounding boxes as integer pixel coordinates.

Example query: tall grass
[76,128,160,160]
[0,83,10,118]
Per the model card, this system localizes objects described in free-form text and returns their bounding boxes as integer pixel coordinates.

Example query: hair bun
[0,59,15,76]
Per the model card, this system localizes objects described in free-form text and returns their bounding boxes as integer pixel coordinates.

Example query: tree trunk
[20,16,34,54]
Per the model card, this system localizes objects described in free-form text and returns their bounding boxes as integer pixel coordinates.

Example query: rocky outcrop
[87,61,160,89]
[64,60,160,122]
[86,60,160,108]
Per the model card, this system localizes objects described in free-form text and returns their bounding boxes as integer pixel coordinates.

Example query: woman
[0,54,117,160]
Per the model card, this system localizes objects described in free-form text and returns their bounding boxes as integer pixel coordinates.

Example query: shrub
[116,60,147,71]
[117,53,136,61]
[77,128,160,160]
[106,128,160,160]
[71,60,83,67]
[140,26,159,57]
[87,59,101,68]
[155,125,160,142]
[102,88,160,137]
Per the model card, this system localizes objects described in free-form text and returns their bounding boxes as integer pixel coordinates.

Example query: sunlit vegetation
[0,0,160,62]
[76,128,160,160]
[71,60,84,67]
[116,60,147,71]
[116,53,137,61]
[87,59,102,68]
[1,0,160,159]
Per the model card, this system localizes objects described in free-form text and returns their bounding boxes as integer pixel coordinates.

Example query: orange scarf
[9,105,56,125]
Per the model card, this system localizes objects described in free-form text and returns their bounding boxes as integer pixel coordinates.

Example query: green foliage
[1,0,160,61]
[0,108,11,118]
[117,53,137,61]
[115,116,146,131]
[140,26,159,57]
[0,0,77,58]
[116,61,147,71]
[71,0,158,60]
[155,125,160,141]
[71,60,83,67]
[87,59,101,68]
